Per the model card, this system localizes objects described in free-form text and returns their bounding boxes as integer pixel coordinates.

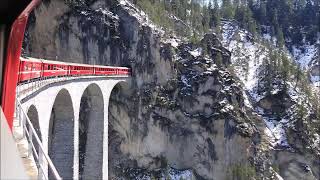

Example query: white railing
[15,98,62,180]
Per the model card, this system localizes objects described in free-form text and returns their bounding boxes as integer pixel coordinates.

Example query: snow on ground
[263,33,272,41]
[163,38,180,48]
[220,21,311,150]
[221,21,266,97]
[310,75,320,85]
[181,75,191,87]
[167,169,193,180]
[189,48,202,57]
[136,168,193,180]
[118,0,164,35]
[313,133,320,150]
[262,114,290,148]
[243,91,253,108]
[292,44,318,69]
[275,171,284,180]
[313,81,320,88]
[219,98,234,113]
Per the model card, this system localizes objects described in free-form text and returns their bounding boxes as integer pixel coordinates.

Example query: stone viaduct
[17,77,130,179]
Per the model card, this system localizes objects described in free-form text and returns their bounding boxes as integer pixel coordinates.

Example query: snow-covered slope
[221,20,319,151]
[292,43,320,87]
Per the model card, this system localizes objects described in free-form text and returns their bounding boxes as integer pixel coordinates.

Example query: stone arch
[107,81,132,178]
[26,105,42,166]
[27,105,41,142]
[48,89,74,179]
[78,83,104,180]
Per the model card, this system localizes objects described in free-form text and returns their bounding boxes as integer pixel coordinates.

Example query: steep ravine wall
[23,0,275,179]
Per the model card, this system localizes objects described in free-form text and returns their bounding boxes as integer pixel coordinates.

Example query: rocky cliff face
[22,0,319,179]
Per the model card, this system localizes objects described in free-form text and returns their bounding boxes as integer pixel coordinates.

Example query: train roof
[20,56,43,63]
[93,64,130,69]
[20,56,130,69]
[21,57,92,67]
[20,57,69,65]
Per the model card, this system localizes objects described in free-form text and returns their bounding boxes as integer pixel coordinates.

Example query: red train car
[19,57,42,82]
[94,65,115,76]
[118,68,130,75]
[94,65,130,76]
[42,59,68,78]
[69,63,94,76]
[17,57,131,84]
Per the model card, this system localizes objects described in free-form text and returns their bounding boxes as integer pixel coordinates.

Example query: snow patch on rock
[189,48,202,57]
[292,44,318,69]
[118,0,164,35]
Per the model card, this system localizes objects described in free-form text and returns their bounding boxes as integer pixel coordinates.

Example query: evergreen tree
[280,52,290,83]
[210,0,221,33]
[259,1,267,23]
[215,52,223,67]
[276,27,285,48]
[221,0,234,19]
[202,5,210,32]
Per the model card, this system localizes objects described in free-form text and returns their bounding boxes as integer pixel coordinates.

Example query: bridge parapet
[17,75,130,100]
[14,98,62,180]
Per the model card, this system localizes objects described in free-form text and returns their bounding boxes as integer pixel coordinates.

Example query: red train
[18,57,130,83]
